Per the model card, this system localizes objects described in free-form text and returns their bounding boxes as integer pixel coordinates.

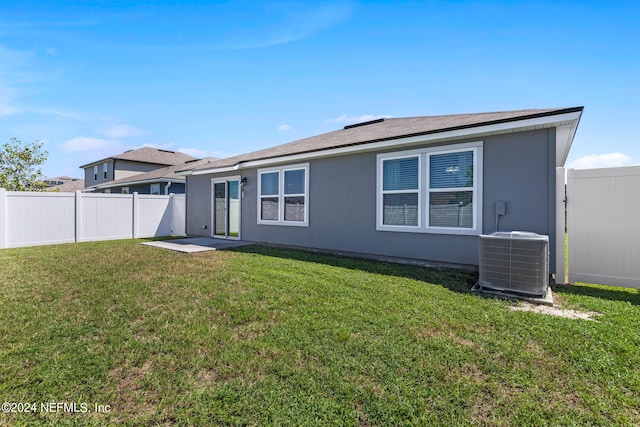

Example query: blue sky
[1,1,638,178]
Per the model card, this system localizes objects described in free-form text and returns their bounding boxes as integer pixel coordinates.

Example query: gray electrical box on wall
[495,201,506,216]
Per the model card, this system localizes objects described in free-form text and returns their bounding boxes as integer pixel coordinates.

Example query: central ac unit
[479,231,549,297]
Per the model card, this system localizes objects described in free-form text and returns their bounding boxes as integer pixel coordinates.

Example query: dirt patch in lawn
[510,302,601,320]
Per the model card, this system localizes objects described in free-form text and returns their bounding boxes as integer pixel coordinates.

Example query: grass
[1,239,639,426]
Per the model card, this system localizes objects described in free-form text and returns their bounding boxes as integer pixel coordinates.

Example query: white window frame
[257,163,309,227]
[93,165,98,181]
[103,162,108,179]
[122,187,129,194]
[379,154,422,229]
[150,184,161,195]
[376,141,483,235]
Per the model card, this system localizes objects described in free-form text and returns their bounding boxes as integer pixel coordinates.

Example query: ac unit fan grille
[479,233,549,296]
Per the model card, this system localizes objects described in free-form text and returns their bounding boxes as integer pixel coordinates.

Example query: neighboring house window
[377,142,482,235]
[93,165,98,181]
[150,184,161,195]
[103,162,108,179]
[258,164,309,226]
[104,189,111,194]
[122,187,129,194]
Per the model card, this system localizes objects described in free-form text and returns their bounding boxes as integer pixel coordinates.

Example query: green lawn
[1,239,639,426]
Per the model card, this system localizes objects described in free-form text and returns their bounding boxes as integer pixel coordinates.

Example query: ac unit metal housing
[479,231,549,296]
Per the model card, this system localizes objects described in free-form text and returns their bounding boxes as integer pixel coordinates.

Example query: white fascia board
[555,114,581,166]
[188,111,583,175]
[189,165,242,176]
[94,178,184,189]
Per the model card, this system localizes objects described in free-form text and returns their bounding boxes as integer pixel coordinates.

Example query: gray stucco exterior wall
[186,128,558,271]
[185,174,214,234]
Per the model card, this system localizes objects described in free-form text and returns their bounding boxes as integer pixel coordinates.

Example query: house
[44,176,85,192]
[81,147,196,194]
[89,159,215,195]
[177,107,583,277]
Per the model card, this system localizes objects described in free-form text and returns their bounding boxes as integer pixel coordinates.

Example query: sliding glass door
[213,178,240,239]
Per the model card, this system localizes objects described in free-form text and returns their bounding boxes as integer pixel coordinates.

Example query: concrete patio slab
[142,237,253,253]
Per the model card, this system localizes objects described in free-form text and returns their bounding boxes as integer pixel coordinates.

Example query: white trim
[257,163,309,227]
[182,111,581,176]
[378,154,422,229]
[376,141,483,235]
[555,167,566,283]
[211,175,242,240]
[94,178,184,190]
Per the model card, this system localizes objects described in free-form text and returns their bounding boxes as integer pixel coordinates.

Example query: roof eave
[187,108,584,175]
[91,178,185,190]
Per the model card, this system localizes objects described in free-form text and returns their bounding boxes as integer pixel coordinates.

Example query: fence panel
[172,193,186,236]
[79,193,134,242]
[5,191,76,247]
[137,195,172,237]
[567,166,640,288]
[0,190,186,249]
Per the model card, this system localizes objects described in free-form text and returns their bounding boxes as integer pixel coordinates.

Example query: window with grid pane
[381,156,419,226]
[284,169,305,222]
[260,171,279,221]
[429,150,474,228]
[258,164,308,226]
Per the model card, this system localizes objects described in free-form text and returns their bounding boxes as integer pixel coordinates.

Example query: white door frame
[211,176,241,240]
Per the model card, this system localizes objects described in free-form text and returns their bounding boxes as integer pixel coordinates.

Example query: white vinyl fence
[0,189,186,249]
[567,166,640,288]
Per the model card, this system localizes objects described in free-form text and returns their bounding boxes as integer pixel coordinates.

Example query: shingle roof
[45,177,85,192]
[80,147,196,168]
[91,158,216,189]
[182,107,583,174]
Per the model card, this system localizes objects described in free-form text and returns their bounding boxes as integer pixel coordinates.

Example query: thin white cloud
[104,123,149,138]
[278,124,294,132]
[215,2,354,50]
[0,45,37,115]
[567,152,632,169]
[62,136,122,153]
[0,45,82,120]
[329,113,392,125]
[0,103,18,116]
[46,47,57,56]
[30,107,84,120]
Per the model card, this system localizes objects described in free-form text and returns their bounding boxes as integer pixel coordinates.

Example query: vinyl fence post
[0,188,6,249]
[132,192,139,239]
[75,190,83,243]
[555,167,566,284]
[169,193,175,235]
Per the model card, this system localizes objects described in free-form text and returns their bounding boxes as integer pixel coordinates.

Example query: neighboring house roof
[91,158,216,190]
[179,107,583,176]
[80,147,197,168]
[44,176,85,192]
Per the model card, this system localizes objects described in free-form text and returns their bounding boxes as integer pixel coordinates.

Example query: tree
[0,138,49,191]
